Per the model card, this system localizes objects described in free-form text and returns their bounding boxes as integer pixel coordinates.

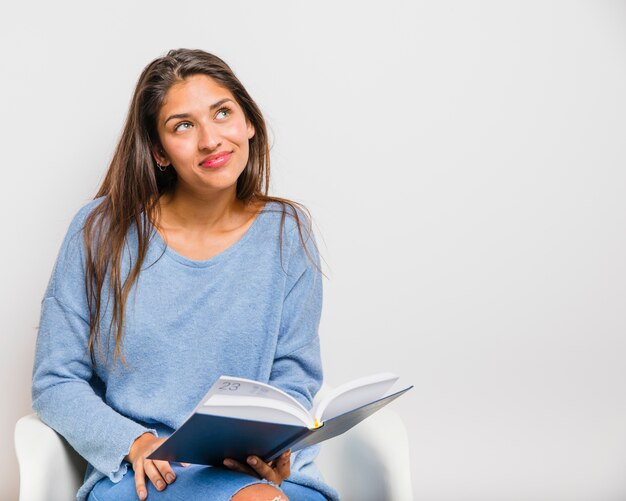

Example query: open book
[149,372,412,466]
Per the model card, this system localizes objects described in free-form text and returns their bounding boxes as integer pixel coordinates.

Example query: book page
[314,372,399,423]
[201,376,307,409]
[198,394,314,428]
[192,376,312,425]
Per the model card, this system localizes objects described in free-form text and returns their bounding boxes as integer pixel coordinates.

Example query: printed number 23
[219,382,241,391]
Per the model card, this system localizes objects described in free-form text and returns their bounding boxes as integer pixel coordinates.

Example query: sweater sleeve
[268,218,324,411]
[32,203,155,482]
[268,218,340,501]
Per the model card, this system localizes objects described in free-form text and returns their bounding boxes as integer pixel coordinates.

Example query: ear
[151,143,171,167]
[246,120,255,140]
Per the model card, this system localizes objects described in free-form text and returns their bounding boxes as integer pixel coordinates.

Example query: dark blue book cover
[148,386,412,465]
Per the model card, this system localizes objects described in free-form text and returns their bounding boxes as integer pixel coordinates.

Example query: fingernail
[247,457,257,466]
[166,473,175,483]
[223,459,233,467]
[156,480,165,490]
[139,490,147,500]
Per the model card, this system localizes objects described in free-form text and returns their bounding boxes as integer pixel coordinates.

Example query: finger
[180,462,191,468]
[154,459,176,485]
[133,461,148,501]
[246,456,278,482]
[144,459,167,491]
[278,449,291,465]
[223,458,259,478]
[275,450,291,481]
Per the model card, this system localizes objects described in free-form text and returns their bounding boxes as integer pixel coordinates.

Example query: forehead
[159,74,236,116]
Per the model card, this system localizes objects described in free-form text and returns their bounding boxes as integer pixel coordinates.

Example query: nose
[198,122,221,151]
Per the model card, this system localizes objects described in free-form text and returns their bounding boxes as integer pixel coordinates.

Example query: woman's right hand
[126,432,178,500]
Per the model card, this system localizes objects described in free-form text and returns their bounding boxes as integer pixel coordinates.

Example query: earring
[156,161,167,172]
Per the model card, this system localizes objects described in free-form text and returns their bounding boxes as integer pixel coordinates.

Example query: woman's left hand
[223,449,291,484]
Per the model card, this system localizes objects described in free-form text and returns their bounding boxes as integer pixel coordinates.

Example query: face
[154,74,255,197]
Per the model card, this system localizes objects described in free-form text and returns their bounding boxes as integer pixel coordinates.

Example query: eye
[174,122,193,132]
[215,107,231,120]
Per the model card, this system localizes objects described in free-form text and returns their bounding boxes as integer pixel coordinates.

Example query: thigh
[88,464,266,501]
[279,481,328,501]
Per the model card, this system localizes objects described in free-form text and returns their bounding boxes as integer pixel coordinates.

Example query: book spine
[264,427,313,462]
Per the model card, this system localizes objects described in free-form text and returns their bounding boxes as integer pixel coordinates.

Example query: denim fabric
[88,464,328,501]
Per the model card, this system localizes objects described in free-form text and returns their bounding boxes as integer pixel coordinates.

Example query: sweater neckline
[150,203,268,268]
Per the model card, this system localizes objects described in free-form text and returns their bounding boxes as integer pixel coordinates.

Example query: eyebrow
[163,98,235,125]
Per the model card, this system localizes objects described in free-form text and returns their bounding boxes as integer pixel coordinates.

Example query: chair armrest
[316,405,413,500]
[14,413,87,501]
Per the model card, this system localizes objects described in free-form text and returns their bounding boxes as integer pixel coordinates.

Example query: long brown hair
[84,48,315,365]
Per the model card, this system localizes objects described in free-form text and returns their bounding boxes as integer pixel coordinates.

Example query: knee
[231,483,289,501]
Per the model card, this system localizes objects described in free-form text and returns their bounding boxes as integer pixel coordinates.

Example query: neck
[158,185,245,232]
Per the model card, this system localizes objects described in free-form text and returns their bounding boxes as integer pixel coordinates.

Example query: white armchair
[14,413,87,501]
[15,392,413,501]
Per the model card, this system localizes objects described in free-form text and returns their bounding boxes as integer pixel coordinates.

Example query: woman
[32,48,338,501]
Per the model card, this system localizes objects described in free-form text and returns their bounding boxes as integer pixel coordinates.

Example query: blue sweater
[32,198,338,501]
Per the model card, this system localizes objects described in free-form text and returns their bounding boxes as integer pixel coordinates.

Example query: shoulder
[44,198,105,300]
[54,197,107,268]
[259,199,313,239]
[66,196,107,237]
[259,200,321,275]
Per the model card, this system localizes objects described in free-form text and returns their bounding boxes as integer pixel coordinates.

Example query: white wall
[2,1,625,500]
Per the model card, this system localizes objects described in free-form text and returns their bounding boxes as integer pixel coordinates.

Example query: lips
[200,151,232,169]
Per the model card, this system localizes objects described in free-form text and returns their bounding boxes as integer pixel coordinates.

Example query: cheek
[165,138,195,162]
[224,121,252,145]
